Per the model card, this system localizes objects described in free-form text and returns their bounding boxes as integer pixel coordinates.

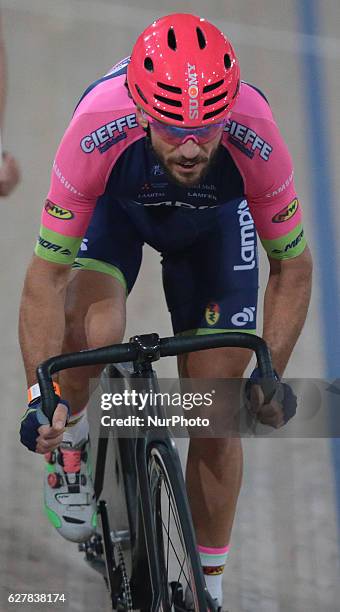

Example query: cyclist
[19,13,312,610]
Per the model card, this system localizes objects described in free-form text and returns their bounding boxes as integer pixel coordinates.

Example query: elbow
[299,245,313,280]
[287,245,313,290]
[268,244,313,286]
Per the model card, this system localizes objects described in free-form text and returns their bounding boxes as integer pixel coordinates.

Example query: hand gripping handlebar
[36,332,277,423]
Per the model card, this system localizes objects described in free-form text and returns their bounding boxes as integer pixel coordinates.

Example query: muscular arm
[262,245,313,375]
[19,255,71,386]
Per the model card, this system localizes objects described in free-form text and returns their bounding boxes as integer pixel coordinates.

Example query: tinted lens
[150,118,225,144]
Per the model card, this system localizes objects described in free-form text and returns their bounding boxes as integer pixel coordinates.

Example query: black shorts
[73,196,259,335]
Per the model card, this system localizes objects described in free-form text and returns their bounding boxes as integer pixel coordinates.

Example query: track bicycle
[37,332,276,611]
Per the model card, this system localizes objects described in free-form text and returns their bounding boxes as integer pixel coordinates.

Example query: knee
[190,436,240,458]
[64,299,124,352]
[85,299,125,349]
[179,347,252,378]
[188,437,242,477]
[64,303,87,351]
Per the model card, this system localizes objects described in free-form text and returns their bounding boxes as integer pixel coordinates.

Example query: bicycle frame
[97,356,209,610]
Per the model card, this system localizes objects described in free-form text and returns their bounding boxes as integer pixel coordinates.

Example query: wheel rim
[150,450,201,611]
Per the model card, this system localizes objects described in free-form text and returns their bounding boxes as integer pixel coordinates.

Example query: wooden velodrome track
[1,1,340,610]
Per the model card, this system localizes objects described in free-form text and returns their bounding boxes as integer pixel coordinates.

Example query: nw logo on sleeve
[45,201,74,220]
[272,199,299,223]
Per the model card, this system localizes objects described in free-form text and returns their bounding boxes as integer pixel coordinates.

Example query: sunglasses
[143,112,226,145]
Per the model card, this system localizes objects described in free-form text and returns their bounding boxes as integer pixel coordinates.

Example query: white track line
[3,0,340,60]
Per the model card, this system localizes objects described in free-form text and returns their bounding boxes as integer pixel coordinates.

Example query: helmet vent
[144,57,154,72]
[168,27,177,51]
[135,84,148,105]
[224,54,231,69]
[204,90,229,107]
[203,79,224,94]
[157,82,182,94]
[203,104,229,120]
[153,107,183,122]
[154,94,182,108]
[196,27,206,49]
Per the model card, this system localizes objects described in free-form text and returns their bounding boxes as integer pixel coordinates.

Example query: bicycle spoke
[150,450,206,611]
[161,514,190,586]
[159,470,199,604]
[165,491,188,608]
[166,488,171,580]
[164,478,187,550]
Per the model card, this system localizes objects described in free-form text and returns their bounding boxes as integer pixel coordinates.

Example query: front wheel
[148,443,210,611]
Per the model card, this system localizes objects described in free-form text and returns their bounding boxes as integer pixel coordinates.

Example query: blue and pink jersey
[35,58,306,267]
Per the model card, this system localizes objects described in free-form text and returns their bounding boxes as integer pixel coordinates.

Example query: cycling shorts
[73,196,259,335]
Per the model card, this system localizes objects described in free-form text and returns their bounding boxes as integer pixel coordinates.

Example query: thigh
[162,198,259,338]
[178,346,252,378]
[61,270,127,409]
[63,270,127,352]
[64,192,146,351]
[63,194,144,352]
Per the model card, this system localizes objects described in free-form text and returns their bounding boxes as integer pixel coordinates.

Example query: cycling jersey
[34,58,306,334]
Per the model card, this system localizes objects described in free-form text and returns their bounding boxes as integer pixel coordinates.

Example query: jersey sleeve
[247,119,306,260]
[226,85,307,260]
[35,104,141,264]
[35,112,110,265]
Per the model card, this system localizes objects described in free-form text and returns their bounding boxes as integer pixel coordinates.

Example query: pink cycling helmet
[127,13,240,127]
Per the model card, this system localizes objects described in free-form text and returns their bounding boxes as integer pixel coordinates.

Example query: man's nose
[178,137,201,159]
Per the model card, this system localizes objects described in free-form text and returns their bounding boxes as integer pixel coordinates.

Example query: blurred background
[1,1,340,610]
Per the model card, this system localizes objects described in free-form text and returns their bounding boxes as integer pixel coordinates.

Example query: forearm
[262,248,313,375]
[19,257,70,386]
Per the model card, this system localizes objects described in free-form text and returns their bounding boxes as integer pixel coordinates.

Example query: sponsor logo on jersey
[137,200,219,210]
[225,120,273,161]
[271,229,304,255]
[187,64,199,120]
[140,182,168,193]
[80,238,88,252]
[52,161,84,197]
[152,164,164,176]
[187,190,218,202]
[231,306,255,327]
[272,199,299,223]
[44,200,74,220]
[38,236,72,256]
[233,200,256,271]
[266,171,294,198]
[205,303,220,326]
[105,56,130,77]
[138,192,166,199]
[80,113,139,154]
